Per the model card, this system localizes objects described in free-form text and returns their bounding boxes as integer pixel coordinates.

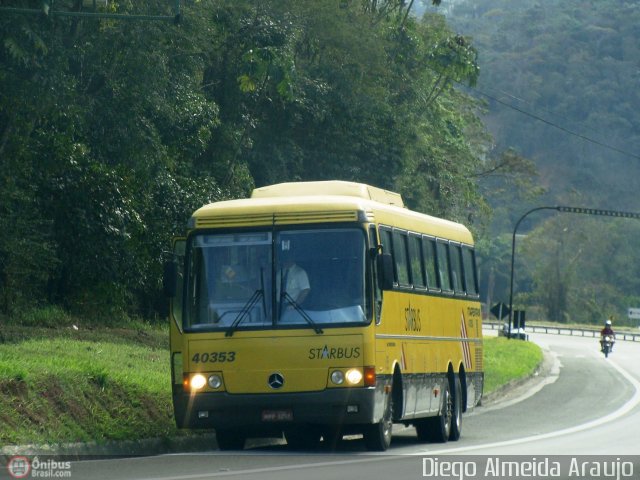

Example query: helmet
[605,320,612,326]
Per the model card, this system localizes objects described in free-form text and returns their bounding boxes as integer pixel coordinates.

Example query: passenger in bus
[280,250,310,305]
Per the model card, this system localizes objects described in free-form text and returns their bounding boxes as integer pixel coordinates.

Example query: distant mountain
[415,1,640,325]
[438,0,640,211]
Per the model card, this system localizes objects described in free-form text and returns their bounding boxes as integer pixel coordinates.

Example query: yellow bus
[163,181,483,451]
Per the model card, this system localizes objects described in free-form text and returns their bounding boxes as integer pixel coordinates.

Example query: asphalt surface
[3,332,639,480]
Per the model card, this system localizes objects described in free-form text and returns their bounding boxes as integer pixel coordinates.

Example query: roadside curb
[1,433,286,460]
[1,433,218,460]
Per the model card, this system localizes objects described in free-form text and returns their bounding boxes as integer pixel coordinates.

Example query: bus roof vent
[195,210,360,228]
[251,181,405,208]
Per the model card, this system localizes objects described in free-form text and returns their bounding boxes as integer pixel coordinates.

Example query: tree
[0,1,227,318]
[0,0,492,320]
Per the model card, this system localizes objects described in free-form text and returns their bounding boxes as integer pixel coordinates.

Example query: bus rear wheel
[449,375,462,441]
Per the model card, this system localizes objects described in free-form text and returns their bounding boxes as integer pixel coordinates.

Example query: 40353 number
[191,351,236,363]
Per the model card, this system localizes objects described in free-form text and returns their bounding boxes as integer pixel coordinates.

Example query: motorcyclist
[600,319,616,352]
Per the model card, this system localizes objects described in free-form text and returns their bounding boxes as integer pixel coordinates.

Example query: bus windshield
[184,228,368,331]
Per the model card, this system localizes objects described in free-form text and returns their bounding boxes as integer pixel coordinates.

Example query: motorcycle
[601,335,614,358]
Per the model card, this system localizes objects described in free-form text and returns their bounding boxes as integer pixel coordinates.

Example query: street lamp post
[508,207,560,338]
[508,205,640,338]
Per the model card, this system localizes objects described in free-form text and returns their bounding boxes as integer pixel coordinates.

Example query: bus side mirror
[163,261,178,298]
[376,253,394,291]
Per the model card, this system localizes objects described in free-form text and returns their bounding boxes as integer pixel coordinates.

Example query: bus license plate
[261,409,293,422]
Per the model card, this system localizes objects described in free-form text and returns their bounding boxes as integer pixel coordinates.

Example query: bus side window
[393,230,411,287]
[462,246,479,296]
[436,240,453,292]
[409,234,426,289]
[422,236,438,290]
[380,228,396,285]
[450,243,464,295]
[370,225,382,324]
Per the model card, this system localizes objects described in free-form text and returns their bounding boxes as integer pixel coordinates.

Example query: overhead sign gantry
[508,206,640,337]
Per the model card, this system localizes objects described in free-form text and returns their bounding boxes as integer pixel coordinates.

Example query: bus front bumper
[173,387,381,430]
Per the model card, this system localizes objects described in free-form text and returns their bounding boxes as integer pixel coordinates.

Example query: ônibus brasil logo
[6,456,31,479]
[6,456,72,478]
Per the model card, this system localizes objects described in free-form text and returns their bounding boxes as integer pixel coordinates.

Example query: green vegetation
[0,320,541,448]
[483,336,543,395]
[0,322,178,447]
[0,1,507,323]
[443,0,640,326]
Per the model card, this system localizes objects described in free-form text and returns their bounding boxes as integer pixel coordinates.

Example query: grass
[483,336,544,394]
[0,321,183,448]
[0,313,543,449]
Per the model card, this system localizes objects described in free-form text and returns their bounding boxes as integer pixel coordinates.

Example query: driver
[280,250,310,305]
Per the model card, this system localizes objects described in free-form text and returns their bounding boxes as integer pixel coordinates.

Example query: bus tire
[363,393,393,451]
[420,380,452,443]
[414,417,431,443]
[321,426,343,451]
[216,429,245,451]
[449,374,462,441]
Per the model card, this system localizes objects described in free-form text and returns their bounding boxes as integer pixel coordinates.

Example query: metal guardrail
[483,320,640,342]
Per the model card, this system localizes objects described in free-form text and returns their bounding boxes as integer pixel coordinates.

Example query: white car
[498,322,528,340]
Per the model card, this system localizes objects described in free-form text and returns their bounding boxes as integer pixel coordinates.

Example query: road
[8,332,640,479]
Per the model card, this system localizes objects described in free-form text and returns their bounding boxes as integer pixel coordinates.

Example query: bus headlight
[330,370,345,385]
[345,368,363,385]
[190,374,207,390]
[208,374,223,389]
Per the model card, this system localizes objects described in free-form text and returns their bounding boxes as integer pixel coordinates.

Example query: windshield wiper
[280,292,323,334]
[225,268,267,337]
[225,288,264,337]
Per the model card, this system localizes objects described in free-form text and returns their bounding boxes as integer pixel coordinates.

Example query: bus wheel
[285,427,321,450]
[363,393,393,451]
[416,380,452,443]
[449,375,462,441]
[216,429,245,451]
[414,418,430,443]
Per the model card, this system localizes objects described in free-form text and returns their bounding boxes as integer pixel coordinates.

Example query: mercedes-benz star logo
[268,373,284,389]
